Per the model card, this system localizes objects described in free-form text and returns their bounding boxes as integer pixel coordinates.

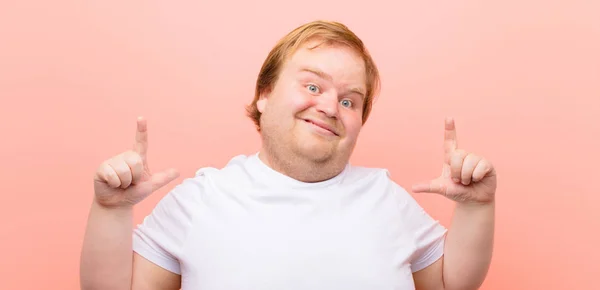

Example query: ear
[256,90,269,113]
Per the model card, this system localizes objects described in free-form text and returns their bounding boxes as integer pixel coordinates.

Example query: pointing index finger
[135,116,148,159]
[444,117,457,163]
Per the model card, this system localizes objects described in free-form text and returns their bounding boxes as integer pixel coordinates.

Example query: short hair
[246,20,381,131]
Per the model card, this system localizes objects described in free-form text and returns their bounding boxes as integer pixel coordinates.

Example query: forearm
[442,201,495,290]
[80,200,134,290]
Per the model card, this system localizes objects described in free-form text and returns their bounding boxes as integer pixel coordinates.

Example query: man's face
[257,40,367,167]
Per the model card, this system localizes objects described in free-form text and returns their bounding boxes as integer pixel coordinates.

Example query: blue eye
[307,84,319,93]
[340,99,352,108]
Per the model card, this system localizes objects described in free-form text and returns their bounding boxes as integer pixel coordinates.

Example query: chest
[178,193,418,290]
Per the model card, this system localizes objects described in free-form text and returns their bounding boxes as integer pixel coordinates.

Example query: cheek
[288,88,315,113]
[341,114,362,139]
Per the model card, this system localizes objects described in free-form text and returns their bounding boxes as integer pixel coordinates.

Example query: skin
[411,118,496,290]
[80,39,496,290]
[256,39,367,183]
[80,117,182,290]
[257,39,497,290]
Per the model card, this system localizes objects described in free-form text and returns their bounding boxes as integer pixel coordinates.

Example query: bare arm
[413,201,495,290]
[412,118,497,290]
[79,201,135,290]
[133,252,181,290]
[79,117,180,290]
[442,201,494,289]
[80,201,181,290]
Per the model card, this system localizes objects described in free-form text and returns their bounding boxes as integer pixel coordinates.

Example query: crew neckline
[248,152,349,189]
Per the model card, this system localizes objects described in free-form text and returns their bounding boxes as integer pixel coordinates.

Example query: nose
[315,92,339,118]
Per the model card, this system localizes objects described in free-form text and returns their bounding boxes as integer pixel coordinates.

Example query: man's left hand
[412,118,497,204]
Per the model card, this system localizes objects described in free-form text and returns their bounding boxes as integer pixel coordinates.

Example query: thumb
[150,168,180,192]
[411,179,446,195]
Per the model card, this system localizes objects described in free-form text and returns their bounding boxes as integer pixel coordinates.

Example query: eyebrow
[299,68,366,98]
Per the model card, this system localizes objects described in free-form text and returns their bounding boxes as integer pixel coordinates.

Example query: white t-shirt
[133,153,447,290]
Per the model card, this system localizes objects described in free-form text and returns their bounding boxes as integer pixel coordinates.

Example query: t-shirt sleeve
[393,183,448,273]
[132,175,205,275]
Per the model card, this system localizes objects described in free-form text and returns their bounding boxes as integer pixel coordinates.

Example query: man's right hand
[93,116,180,209]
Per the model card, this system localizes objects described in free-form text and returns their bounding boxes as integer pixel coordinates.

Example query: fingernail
[452,178,460,183]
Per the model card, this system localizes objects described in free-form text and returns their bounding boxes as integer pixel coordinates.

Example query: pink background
[1,1,599,289]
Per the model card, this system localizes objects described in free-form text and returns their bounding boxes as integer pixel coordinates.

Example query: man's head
[246,20,381,182]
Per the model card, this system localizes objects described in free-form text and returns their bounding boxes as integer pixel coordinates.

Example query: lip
[303,118,339,136]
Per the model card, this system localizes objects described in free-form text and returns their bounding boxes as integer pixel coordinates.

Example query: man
[80,20,496,290]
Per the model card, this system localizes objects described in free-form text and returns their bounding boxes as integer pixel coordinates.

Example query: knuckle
[97,161,109,173]
[106,169,119,181]
[105,172,120,187]
[98,163,115,179]
[465,154,477,162]
[124,151,142,166]
[111,162,132,179]
[452,150,467,159]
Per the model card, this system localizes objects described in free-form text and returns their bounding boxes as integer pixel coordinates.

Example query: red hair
[246,20,381,131]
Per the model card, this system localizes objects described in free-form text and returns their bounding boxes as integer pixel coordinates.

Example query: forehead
[284,40,367,81]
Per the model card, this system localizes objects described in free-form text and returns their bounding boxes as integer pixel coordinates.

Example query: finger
[461,154,481,185]
[134,116,148,164]
[450,149,468,183]
[108,159,133,189]
[97,162,121,188]
[123,151,144,184]
[150,168,180,192]
[472,159,493,182]
[444,117,458,164]
[412,179,446,195]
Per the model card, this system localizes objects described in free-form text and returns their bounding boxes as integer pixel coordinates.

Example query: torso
[178,157,418,290]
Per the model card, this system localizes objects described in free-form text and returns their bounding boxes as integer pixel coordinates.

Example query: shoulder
[144,155,252,211]
[344,164,432,213]
[341,164,392,185]
[342,164,410,194]
[193,154,256,186]
[194,154,250,177]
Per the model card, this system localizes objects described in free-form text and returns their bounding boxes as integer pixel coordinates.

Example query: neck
[258,147,345,183]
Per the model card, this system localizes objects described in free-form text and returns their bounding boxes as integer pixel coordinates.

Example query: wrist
[456,199,495,211]
[92,198,134,215]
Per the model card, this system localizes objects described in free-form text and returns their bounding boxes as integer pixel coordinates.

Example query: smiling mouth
[304,119,338,136]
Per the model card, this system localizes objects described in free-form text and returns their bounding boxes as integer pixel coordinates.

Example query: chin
[294,140,336,163]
